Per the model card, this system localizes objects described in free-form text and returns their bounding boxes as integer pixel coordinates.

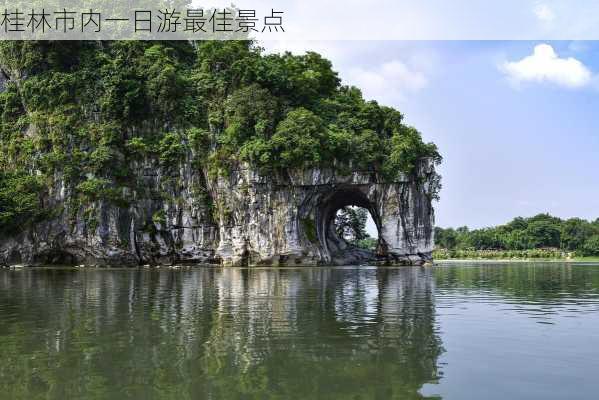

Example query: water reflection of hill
[0,267,443,399]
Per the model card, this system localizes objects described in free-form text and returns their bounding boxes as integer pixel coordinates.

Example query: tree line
[435,213,599,257]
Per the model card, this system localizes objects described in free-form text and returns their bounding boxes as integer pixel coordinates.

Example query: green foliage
[383,126,441,178]
[355,237,378,251]
[191,41,440,177]
[76,177,128,206]
[76,177,111,199]
[152,209,167,226]
[582,235,599,256]
[434,227,458,250]
[224,84,278,142]
[335,206,370,243]
[88,145,113,173]
[525,219,561,248]
[270,107,326,168]
[0,171,44,234]
[561,218,595,251]
[435,213,599,257]
[334,207,381,251]
[433,248,567,260]
[158,132,187,166]
[261,51,340,106]
[125,137,152,158]
[300,217,318,243]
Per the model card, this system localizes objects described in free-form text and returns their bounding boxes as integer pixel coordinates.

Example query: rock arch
[316,185,384,265]
[213,160,439,266]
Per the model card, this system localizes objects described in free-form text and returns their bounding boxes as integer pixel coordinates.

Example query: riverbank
[435,258,599,264]
[433,249,599,263]
[4,258,599,269]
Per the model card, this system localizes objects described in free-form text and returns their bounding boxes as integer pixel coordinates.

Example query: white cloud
[500,43,591,88]
[534,3,555,22]
[344,60,429,104]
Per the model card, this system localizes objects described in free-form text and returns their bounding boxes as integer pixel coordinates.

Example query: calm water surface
[1,263,599,399]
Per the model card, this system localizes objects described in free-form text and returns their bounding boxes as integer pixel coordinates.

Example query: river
[1,262,598,399]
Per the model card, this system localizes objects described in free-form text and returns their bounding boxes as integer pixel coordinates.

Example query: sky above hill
[197,0,599,40]
[264,40,599,229]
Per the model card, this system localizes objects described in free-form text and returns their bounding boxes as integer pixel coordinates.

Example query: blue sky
[264,40,599,229]
[196,0,599,40]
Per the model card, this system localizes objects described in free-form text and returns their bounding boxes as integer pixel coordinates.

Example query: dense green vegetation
[0,172,47,233]
[435,213,599,258]
[0,40,440,236]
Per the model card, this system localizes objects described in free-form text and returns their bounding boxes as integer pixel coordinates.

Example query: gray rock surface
[0,156,439,267]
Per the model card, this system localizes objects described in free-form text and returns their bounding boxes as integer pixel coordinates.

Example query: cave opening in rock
[334,206,379,252]
[318,187,386,265]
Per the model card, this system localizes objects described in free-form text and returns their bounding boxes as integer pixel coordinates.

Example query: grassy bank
[433,249,599,262]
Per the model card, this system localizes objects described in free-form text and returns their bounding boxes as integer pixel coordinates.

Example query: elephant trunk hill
[0,41,441,266]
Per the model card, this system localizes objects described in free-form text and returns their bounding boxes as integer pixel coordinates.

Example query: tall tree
[335,206,369,243]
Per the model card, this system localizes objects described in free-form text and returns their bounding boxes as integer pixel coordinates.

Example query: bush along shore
[432,248,599,261]
[434,213,599,261]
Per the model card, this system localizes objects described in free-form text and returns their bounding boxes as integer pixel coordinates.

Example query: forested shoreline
[435,213,599,259]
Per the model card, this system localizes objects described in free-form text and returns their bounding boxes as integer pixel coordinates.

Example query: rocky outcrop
[212,159,439,266]
[0,157,439,267]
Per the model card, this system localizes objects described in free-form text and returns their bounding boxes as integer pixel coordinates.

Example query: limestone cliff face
[0,156,439,267]
[212,159,439,266]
